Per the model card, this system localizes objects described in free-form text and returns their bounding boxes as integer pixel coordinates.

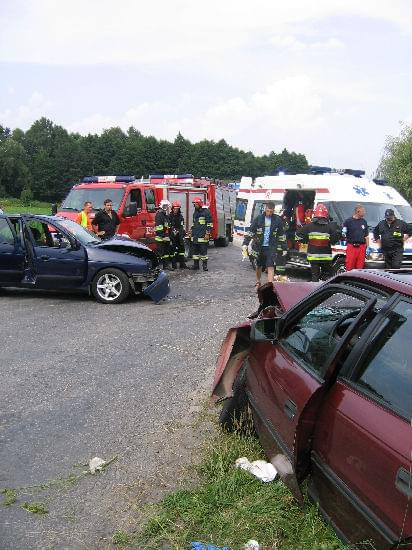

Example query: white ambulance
[234,169,412,273]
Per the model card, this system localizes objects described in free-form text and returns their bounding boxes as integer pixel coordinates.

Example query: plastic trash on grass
[89,457,106,474]
[244,540,260,550]
[235,457,278,482]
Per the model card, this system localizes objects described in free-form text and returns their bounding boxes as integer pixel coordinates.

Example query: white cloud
[0,0,411,65]
[268,35,344,52]
[0,91,53,129]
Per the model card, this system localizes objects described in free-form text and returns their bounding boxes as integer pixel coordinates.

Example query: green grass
[133,428,346,550]
[0,197,53,215]
[21,502,49,515]
[1,488,17,506]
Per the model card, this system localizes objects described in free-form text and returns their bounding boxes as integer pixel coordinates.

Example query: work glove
[282,250,288,256]
[242,245,249,260]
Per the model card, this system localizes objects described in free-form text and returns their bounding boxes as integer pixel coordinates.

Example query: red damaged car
[212,270,412,549]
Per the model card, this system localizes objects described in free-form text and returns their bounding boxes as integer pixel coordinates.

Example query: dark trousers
[157,240,170,260]
[170,237,185,263]
[192,242,208,261]
[309,261,332,282]
[383,248,403,269]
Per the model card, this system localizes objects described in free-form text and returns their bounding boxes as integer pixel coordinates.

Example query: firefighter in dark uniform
[296,203,341,282]
[155,200,172,270]
[169,200,188,269]
[274,204,288,276]
[191,196,213,271]
[242,201,284,287]
[373,209,410,269]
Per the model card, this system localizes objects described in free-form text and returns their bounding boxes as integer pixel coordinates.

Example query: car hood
[93,237,158,262]
[258,281,320,313]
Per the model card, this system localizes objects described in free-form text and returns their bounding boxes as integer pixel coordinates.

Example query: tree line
[0,118,308,202]
[379,124,412,202]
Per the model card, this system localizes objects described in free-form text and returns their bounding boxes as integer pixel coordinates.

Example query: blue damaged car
[0,214,170,304]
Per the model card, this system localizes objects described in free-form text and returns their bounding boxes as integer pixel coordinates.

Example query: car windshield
[61,188,125,211]
[56,218,101,245]
[333,201,403,228]
[394,205,412,223]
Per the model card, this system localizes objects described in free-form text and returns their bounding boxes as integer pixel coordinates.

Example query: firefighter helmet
[313,203,329,219]
[171,200,181,208]
[192,197,204,207]
[160,199,171,210]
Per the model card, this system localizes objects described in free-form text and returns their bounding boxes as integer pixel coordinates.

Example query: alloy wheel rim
[96,273,122,301]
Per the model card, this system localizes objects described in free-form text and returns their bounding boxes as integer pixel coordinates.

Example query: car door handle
[284,399,297,420]
[40,255,50,261]
[396,467,412,498]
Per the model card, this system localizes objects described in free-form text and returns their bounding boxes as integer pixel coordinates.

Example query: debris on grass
[21,502,48,515]
[89,457,106,474]
[235,457,278,482]
[1,488,17,506]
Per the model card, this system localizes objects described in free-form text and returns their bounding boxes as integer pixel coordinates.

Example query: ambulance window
[323,202,340,223]
[235,198,247,221]
[125,189,142,210]
[144,189,156,212]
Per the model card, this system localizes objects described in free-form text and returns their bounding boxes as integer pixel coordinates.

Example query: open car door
[246,284,377,503]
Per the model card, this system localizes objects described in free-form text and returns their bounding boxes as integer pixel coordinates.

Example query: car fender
[211,323,251,402]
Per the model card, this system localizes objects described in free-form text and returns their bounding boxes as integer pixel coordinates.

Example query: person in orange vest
[76,201,93,231]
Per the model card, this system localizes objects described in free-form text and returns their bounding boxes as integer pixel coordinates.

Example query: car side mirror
[124,203,138,217]
[250,318,281,342]
[51,203,58,215]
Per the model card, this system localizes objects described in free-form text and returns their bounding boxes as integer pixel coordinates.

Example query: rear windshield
[61,188,125,212]
[333,202,403,229]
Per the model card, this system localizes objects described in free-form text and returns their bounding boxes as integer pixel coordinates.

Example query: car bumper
[142,270,170,303]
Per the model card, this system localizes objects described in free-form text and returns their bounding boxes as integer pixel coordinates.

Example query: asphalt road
[1,244,300,549]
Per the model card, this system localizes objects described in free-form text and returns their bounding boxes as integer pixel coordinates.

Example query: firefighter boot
[179,261,189,269]
[191,259,200,270]
[202,260,208,271]
[170,258,177,270]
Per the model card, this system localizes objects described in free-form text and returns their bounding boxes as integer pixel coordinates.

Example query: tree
[379,124,412,201]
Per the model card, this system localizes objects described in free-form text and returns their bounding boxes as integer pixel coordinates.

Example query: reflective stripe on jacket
[243,213,284,256]
[296,219,341,262]
[192,207,213,242]
[155,210,170,242]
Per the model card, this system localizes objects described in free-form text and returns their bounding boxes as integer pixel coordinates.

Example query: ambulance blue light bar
[82,176,136,183]
[308,166,332,175]
[149,174,194,179]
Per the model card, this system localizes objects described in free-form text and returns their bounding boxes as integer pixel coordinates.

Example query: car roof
[336,269,412,297]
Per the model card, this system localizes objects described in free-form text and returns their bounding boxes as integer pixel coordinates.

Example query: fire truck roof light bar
[149,174,194,179]
[82,176,136,183]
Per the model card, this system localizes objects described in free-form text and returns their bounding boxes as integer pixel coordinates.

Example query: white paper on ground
[235,457,278,482]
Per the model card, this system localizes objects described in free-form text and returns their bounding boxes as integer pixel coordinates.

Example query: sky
[1,0,412,177]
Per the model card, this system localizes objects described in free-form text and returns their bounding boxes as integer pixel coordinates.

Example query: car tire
[91,268,130,304]
[219,362,251,433]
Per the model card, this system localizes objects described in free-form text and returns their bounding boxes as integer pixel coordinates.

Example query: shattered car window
[280,292,365,377]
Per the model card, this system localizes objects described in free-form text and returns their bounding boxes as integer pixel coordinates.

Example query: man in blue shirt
[242,201,284,288]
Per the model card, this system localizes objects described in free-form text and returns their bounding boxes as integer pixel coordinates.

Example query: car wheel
[91,268,130,304]
[219,362,251,434]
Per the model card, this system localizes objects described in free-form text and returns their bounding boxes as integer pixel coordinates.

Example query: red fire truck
[56,174,236,251]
